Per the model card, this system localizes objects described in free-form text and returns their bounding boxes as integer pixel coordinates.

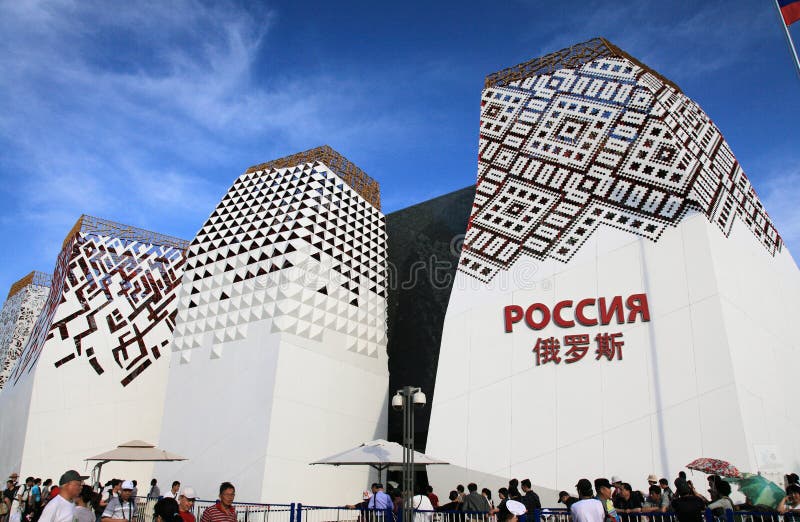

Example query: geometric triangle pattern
[173,149,387,359]
[0,272,51,389]
[8,216,188,388]
[460,37,782,283]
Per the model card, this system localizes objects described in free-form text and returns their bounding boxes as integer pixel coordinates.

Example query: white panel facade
[157,148,389,505]
[427,39,800,495]
[0,218,187,481]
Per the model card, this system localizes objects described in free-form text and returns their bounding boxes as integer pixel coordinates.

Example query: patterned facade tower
[0,272,51,389]
[427,39,800,497]
[0,216,187,481]
[460,38,781,283]
[156,146,389,505]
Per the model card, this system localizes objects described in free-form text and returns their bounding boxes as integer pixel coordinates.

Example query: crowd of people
[5,468,800,522]
[555,472,800,522]
[0,469,239,522]
[351,472,800,522]
[348,478,542,521]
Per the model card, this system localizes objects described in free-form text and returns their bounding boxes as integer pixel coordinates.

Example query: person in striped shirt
[200,483,236,522]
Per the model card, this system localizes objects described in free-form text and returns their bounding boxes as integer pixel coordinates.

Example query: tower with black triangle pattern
[157,145,389,505]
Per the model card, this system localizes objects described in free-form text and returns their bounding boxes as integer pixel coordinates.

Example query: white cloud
[0,1,269,227]
[0,0,427,266]
[524,0,771,83]
[760,165,800,255]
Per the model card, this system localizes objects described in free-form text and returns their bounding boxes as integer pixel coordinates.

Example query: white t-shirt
[9,486,24,514]
[15,485,30,513]
[38,495,75,522]
[412,495,434,522]
[570,498,606,522]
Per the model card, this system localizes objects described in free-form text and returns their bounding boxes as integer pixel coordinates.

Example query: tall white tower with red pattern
[427,38,800,497]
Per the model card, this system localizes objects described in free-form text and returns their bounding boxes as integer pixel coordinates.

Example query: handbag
[0,501,9,516]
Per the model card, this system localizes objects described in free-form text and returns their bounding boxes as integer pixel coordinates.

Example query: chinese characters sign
[503,294,648,368]
[533,332,624,366]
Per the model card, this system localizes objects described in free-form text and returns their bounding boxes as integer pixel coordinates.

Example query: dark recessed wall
[385,185,475,451]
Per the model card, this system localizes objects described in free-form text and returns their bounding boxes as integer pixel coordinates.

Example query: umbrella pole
[91,461,108,490]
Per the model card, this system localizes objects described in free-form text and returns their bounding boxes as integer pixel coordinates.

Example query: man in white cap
[610,477,623,502]
[177,487,197,522]
[38,470,86,522]
[102,481,137,522]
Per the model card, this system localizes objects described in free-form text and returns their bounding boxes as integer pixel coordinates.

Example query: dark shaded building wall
[385,186,475,452]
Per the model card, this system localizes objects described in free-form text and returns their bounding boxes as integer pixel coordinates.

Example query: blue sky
[0,0,798,294]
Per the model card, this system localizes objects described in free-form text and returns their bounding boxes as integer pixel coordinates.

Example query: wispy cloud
[0,0,428,282]
[761,164,800,255]
[519,0,772,83]
[0,1,272,231]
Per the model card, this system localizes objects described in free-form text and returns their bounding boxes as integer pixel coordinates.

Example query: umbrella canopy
[726,473,785,509]
[86,440,186,462]
[311,439,448,483]
[311,439,448,467]
[686,457,742,478]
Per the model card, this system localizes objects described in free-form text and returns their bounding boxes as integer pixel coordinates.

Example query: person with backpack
[15,477,34,522]
[94,481,120,522]
[1,480,15,522]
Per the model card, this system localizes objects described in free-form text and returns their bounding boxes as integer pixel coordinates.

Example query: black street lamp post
[392,386,426,522]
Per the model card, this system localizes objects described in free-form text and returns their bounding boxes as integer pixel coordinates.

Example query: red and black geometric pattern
[9,216,187,387]
[0,272,51,389]
[460,38,782,282]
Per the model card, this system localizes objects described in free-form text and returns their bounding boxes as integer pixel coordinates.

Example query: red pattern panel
[460,40,782,283]
[10,228,186,387]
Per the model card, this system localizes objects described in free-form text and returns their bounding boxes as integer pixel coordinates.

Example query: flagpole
[774,0,800,79]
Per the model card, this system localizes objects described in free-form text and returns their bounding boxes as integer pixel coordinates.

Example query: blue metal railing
[132,497,791,522]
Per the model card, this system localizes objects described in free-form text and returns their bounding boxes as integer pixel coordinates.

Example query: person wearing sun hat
[177,487,197,522]
[38,470,87,522]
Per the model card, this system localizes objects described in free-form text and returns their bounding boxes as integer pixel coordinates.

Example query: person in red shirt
[177,487,197,522]
[199,483,236,522]
[426,486,439,509]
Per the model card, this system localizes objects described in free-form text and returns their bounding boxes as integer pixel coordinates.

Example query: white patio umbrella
[310,439,448,484]
[86,440,187,486]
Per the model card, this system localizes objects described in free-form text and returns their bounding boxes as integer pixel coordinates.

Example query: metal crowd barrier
[129,498,794,522]
[295,506,493,522]
[133,497,158,522]
[532,509,792,522]
[194,500,294,522]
